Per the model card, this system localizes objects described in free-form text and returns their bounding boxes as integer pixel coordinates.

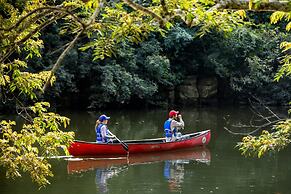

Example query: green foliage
[204,26,291,102]
[79,2,162,60]
[237,10,291,159]
[157,0,247,36]
[237,119,291,158]
[144,55,172,85]
[87,39,171,108]
[270,11,291,81]
[35,20,290,107]
[39,32,181,108]
[270,11,291,29]
[163,25,193,55]
[0,59,55,99]
[274,41,291,81]
[0,102,74,186]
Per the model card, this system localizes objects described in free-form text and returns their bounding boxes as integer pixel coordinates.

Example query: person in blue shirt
[95,114,115,143]
[164,110,184,142]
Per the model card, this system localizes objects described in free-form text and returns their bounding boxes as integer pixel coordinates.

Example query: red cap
[169,110,179,118]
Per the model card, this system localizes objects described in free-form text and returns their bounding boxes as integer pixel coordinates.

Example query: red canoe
[67,147,211,174]
[68,130,211,156]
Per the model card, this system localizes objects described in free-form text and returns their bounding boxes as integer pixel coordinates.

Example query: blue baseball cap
[99,114,110,122]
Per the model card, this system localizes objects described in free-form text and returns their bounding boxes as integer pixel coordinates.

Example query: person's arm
[101,125,115,138]
[171,117,184,130]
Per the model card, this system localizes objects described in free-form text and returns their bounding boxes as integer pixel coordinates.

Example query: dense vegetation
[15,19,290,110]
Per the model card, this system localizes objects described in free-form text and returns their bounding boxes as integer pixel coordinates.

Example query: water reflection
[95,167,127,193]
[164,160,186,192]
[163,149,210,193]
[67,147,211,193]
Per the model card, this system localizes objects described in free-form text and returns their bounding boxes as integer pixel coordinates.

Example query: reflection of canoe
[68,130,211,156]
[67,147,211,174]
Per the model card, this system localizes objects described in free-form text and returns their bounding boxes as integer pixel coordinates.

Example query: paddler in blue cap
[95,114,115,143]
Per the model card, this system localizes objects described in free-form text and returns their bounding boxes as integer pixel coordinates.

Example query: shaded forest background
[2,10,290,111]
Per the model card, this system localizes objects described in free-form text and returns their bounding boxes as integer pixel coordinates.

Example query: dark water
[1,107,291,194]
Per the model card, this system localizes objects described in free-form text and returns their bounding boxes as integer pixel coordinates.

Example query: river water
[1,106,290,194]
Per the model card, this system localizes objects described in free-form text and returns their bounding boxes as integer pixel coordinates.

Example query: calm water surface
[1,107,290,194]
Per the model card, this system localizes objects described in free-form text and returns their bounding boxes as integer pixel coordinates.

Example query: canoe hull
[68,130,211,156]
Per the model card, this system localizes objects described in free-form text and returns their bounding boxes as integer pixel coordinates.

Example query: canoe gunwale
[73,130,210,145]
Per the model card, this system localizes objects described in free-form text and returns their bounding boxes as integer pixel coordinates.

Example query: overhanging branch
[42,2,104,92]
[42,29,84,92]
[0,6,85,32]
[215,0,291,12]
[122,0,166,26]
[161,0,169,16]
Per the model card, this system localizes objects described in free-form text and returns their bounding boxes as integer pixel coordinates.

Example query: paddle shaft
[107,130,129,151]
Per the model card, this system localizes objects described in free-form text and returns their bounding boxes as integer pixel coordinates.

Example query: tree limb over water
[215,0,291,12]
[226,95,291,158]
[224,95,287,136]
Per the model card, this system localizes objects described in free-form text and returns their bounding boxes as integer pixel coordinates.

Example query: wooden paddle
[108,130,129,151]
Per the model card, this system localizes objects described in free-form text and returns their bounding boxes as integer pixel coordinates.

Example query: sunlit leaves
[63,0,84,8]
[0,58,56,99]
[80,2,161,60]
[0,75,10,86]
[23,38,44,59]
[249,0,253,10]
[270,11,290,26]
[195,9,246,37]
[0,2,46,58]
[238,119,291,158]
[85,0,101,10]
[236,10,247,19]
[0,102,75,186]
[0,60,48,98]
[78,0,249,60]
[270,11,291,81]
[274,42,291,81]
[10,70,55,99]
[175,7,246,36]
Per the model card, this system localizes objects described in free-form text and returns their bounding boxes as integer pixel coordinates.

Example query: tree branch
[0,13,66,64]
[122,0,166,26]
[0,6,85,32]
[160,0,169,16]
[42,2,104,92]
[42,29,83,92]
[15,13,67,47]
[224,95,286,135]
[0,6,86,63]
[214,0,291,12]
[224,126,262,135]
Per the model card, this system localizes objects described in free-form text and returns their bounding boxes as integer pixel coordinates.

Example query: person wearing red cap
[164,110,184,142]
[95,114,115,143]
